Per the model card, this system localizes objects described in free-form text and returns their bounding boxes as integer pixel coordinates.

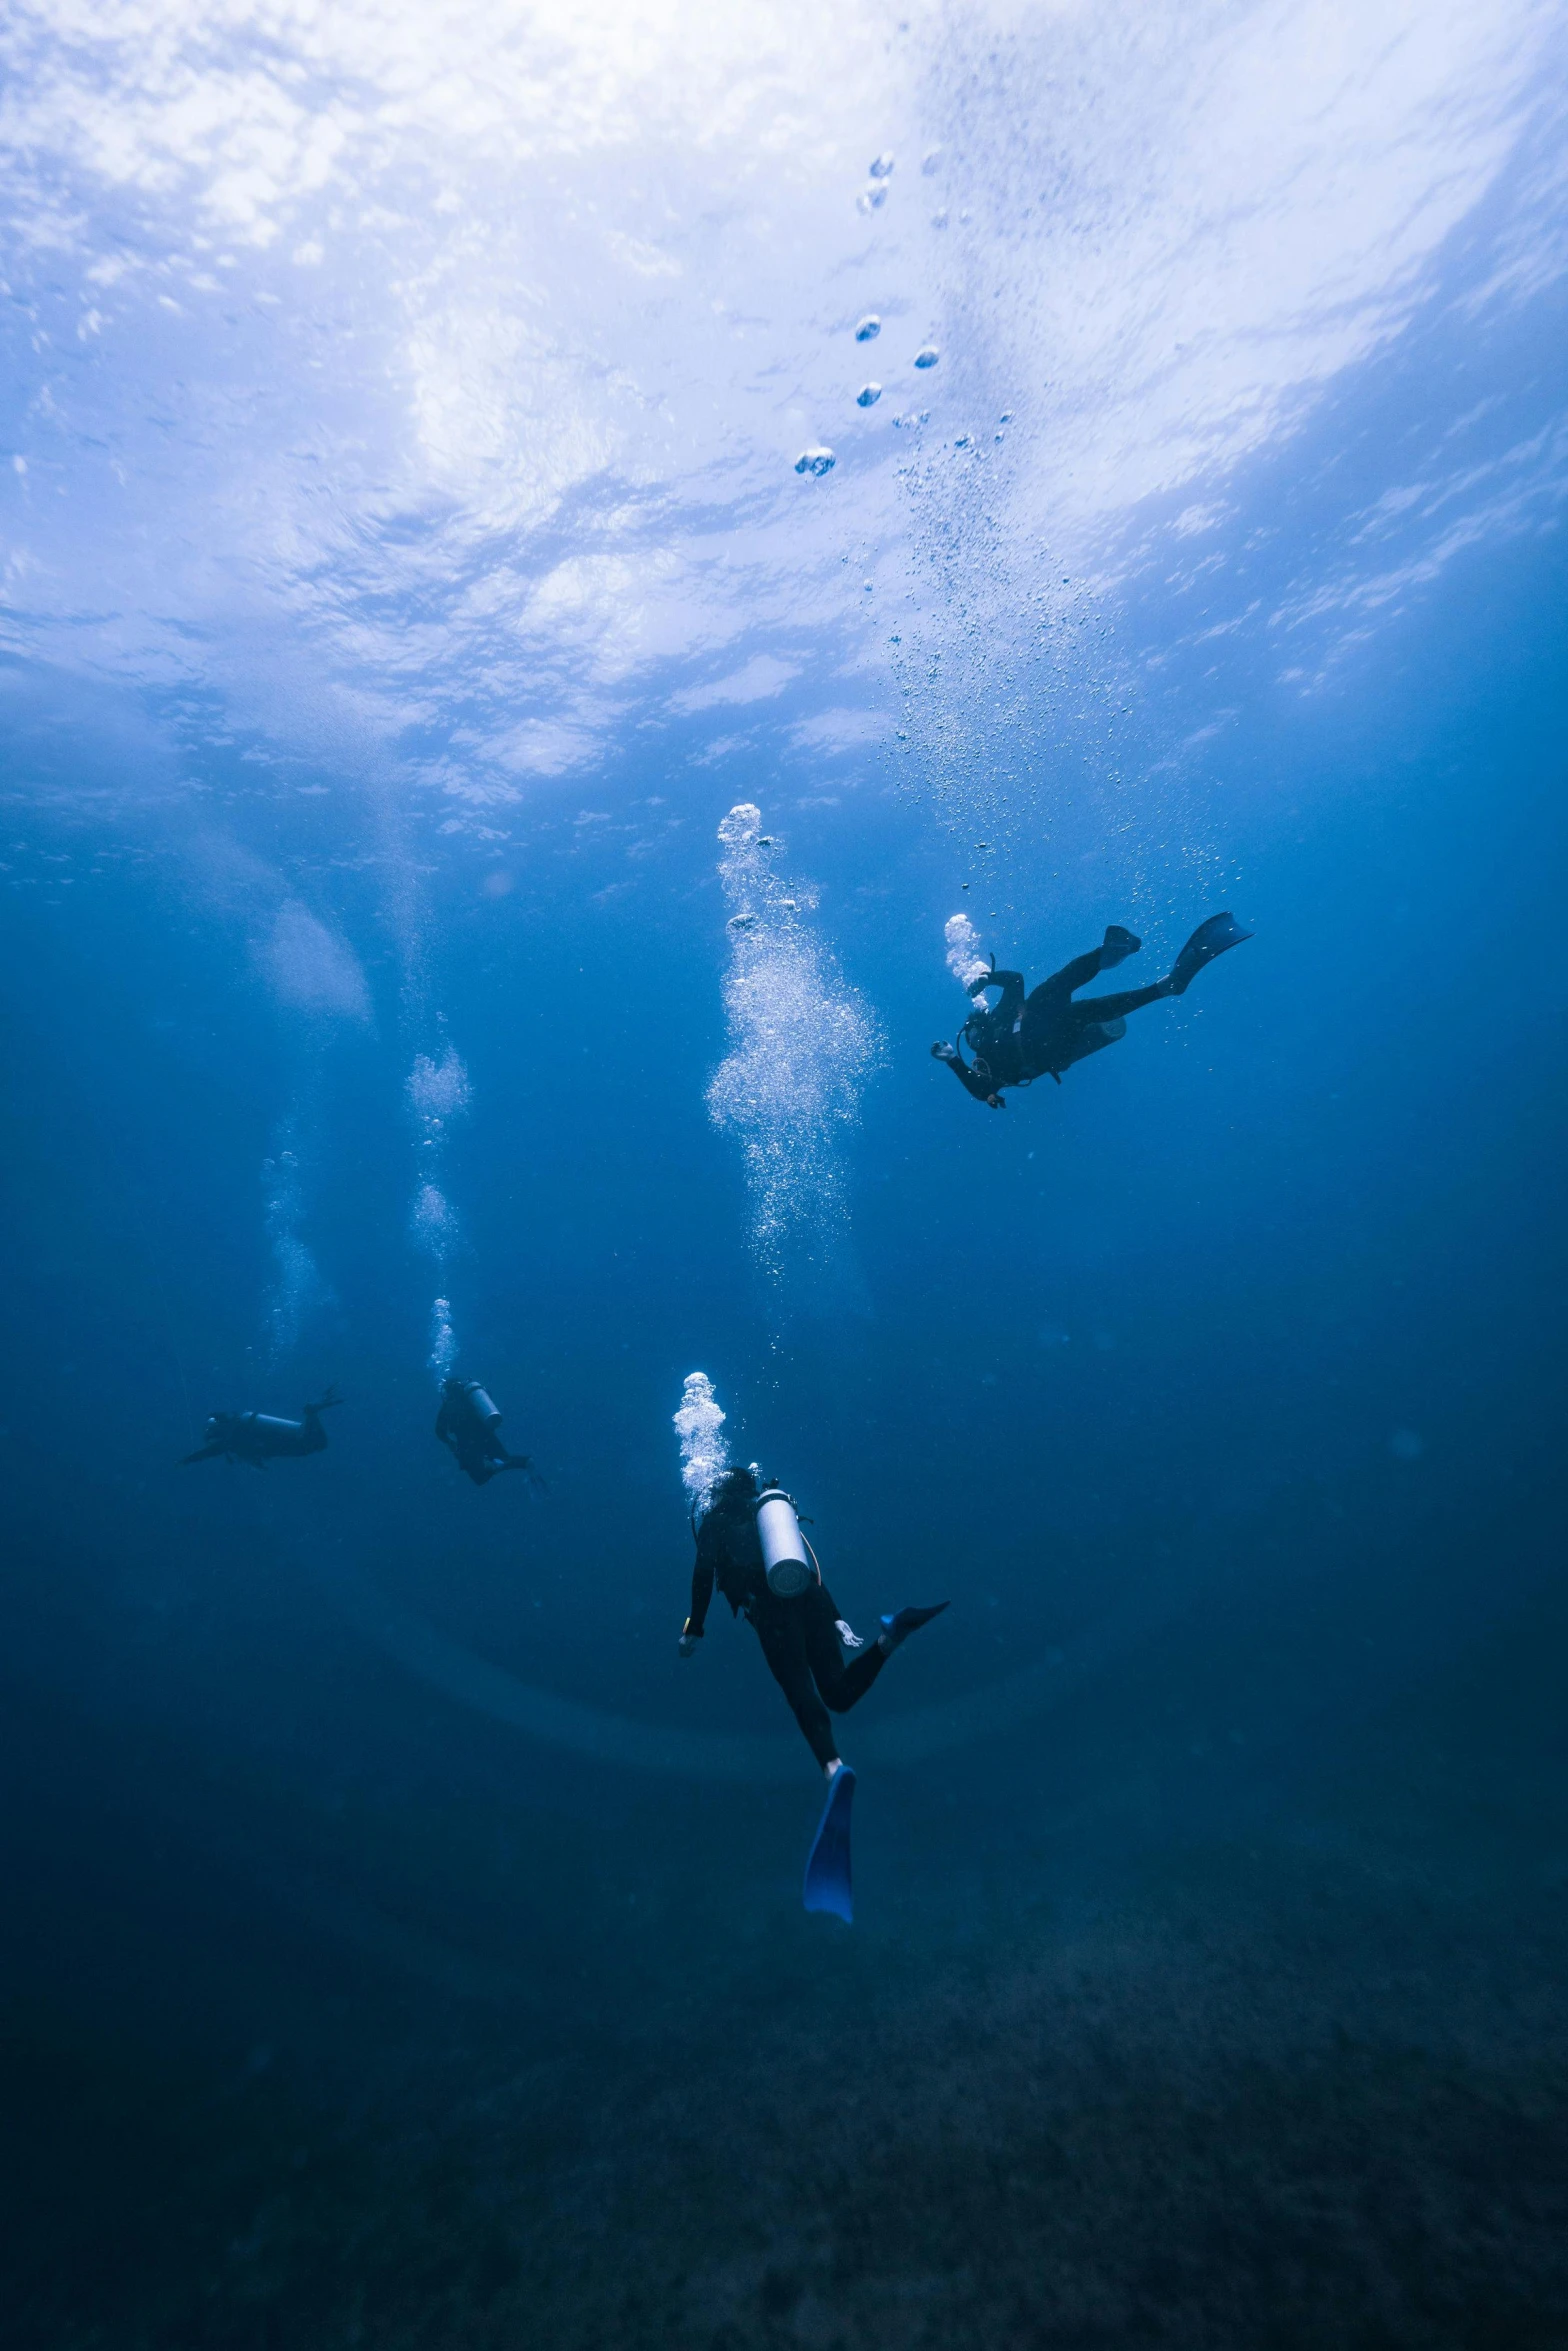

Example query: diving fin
[1168,911,1252,996]
[1100,924,1141,969]
[803,1766,856,1923]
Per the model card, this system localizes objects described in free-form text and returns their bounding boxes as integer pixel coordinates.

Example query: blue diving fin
[803,1766,856,1923]
[1168,911,1252,996]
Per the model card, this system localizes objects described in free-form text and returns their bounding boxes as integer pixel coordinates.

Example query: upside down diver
[932,912,1252,1107]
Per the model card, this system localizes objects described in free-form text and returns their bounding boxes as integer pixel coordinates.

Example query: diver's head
[710,1463,759,1514]
[441,1375,464,1398]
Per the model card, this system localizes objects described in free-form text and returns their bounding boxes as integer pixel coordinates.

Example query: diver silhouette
[931,913,1252,1107]
[678,1465,947,1775]
[435,1376,539,1488]
[180,1389,341,1468]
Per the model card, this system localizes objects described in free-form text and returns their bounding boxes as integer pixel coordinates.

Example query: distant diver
[181,1389,341,1469]
[435,1376,539,1488]
[931,913,1252,1108]
[679,1464,947,1920]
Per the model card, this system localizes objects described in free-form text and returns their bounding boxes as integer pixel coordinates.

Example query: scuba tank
[754,1487,818,1600]
[247,1413,301,1436]
[459,1381,501,1430]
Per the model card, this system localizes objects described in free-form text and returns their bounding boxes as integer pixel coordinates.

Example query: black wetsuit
[950,942,1172,1102]
[688,1504,885,1769]
[435,1391,528,1487]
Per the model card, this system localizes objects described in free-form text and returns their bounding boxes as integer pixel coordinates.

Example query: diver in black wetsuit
[435,1377,537,1487]
[678,1465,946,1778]
[931,912,1251,1108]
[181,1390,340,1467]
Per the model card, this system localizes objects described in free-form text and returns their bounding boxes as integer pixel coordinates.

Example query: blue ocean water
[3,5,1567,2340]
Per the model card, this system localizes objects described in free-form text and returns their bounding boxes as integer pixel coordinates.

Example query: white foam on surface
[706,804,881,1284]
[674,1371,728,1518]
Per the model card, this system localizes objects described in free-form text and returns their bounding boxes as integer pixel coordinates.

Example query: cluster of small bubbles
[707,804,881,1281]
[407,1044,470,1129]
[855,314,881,342]
[914,345,940,370]
[944,911,989,990]
[674,1371,729,1517]
[954,432,972,449]
[428,1296,457,1380]
[856,382,881,408]
[412,1180,460,1261]
[795,446,835,477]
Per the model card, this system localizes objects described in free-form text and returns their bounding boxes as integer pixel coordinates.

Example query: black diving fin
[803,1767,856,1923]
[1168,911,1252,996]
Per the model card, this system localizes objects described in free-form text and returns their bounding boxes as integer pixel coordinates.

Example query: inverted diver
[181,1389,341,1468]
[679,1465,946,1915]
[931,912,1252,1108]
[435,1376,538,1488]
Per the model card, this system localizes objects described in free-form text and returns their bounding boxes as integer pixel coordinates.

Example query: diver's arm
[934,1042,1004,1106]
[681,1547,716,1653]
[969,966,1022,998]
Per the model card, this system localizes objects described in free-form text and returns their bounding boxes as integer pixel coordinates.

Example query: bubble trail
[407,1040,471,1378]
[944,910,990,991]
[262,1133,328,1362]
[429,1297,458,1380]
[674,1372,729,1519]
[707,804,881,1288]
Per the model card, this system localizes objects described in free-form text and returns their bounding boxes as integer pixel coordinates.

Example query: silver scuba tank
[249,1413,300,1436]
[463,1382,502,1429]
[754,1487,817,1599]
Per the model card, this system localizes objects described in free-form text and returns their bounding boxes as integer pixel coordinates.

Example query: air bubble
[854,314,881,342]
[869,153,895,179]
[856,383,881,408]
[856,186,887,214]
[795,447,836,477]
[921,148,943,175]
[914,345,940,369]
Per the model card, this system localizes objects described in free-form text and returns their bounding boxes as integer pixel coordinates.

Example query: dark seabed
[3,4,1567,2345]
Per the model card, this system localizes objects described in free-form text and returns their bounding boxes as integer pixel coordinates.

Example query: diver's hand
[930,1040,957,1062]
[678,1622,702,1658]
[987,1093,1005,1110]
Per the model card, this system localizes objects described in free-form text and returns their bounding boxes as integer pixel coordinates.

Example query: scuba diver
[180,1389,341,1468]
[931,912,1252,1107]
[435,1376,538,1488]
[678,1464,947,1920]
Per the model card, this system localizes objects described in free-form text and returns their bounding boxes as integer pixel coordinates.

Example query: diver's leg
[1072,979,1172,1022]
[803,1584,886,1714]
[1033,948,1107,1007]
[753,1603,840,1768]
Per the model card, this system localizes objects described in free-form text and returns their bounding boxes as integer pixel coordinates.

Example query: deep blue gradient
[2,7,1567,2340]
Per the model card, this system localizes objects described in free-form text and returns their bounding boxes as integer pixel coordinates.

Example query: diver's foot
[1101,924,1141,967]
[878,1601,950,1653]
[930,1040,958,1062]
